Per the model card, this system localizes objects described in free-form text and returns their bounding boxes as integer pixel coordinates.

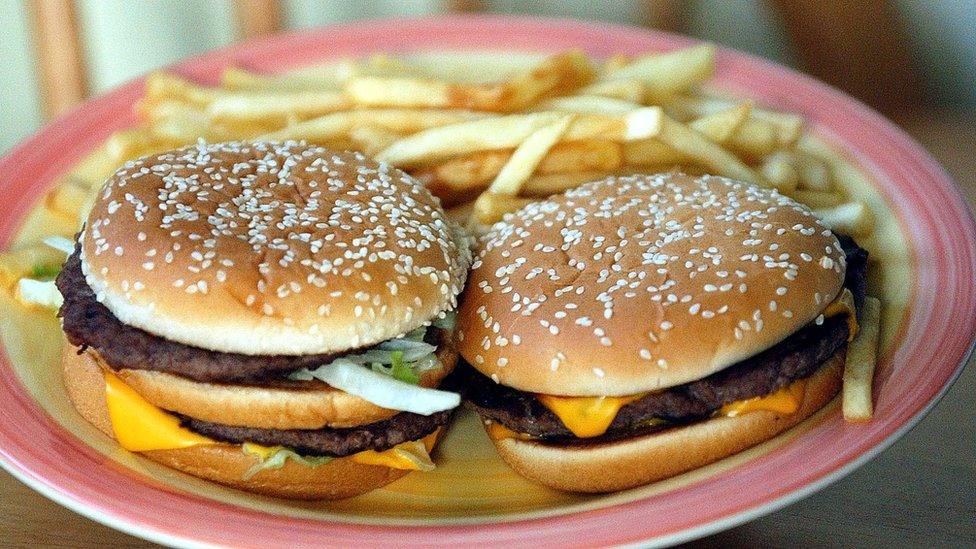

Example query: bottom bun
[62,345,428,500]
[485,351,844,493]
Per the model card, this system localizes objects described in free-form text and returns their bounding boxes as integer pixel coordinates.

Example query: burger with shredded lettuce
[56,141,471,499]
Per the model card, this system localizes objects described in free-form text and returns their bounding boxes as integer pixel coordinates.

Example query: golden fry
[843,296,882,421]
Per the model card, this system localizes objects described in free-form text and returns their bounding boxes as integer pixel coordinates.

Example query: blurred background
[2,0,976,154]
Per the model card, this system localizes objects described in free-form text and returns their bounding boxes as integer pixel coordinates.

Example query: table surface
[1,111,974,548]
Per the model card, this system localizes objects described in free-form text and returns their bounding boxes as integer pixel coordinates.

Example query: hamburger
[455,172,866,493]
[57,141,471,499]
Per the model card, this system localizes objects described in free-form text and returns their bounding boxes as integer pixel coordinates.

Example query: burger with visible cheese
[57,141,471,499]
[455,172,866,493]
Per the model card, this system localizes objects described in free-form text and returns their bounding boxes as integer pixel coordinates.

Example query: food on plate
[454,173,868,493]
[0,43,888,498]
[56,141,471,499]
[843,296,882,420]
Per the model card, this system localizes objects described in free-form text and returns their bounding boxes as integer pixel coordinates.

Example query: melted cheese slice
[104,370,215,451]
[720,379,807,417]
[536,394,644,438]
[349,430,438,471]
[104,371,436,470]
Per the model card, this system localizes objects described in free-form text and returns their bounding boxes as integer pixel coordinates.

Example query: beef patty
[463,235,868,442]
[182,408,452,457]
[57,244,446,383]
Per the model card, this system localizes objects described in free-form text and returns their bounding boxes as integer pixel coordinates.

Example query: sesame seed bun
[485,350,843,493]
[62,344,432,500]
[457,173,846,396]
[81,141,470,356]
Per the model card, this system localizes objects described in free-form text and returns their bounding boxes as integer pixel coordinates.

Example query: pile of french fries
[0,44,880,420]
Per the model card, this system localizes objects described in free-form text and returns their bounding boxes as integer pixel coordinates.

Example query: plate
[0,16,974,548]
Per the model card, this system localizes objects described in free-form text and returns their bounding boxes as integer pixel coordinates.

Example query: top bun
[456,173,846,396]
[81,141,470,355]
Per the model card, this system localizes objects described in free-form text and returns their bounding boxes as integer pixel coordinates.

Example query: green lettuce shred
[242,444,332,480]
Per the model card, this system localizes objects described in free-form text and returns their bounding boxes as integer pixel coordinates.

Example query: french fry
[222,67,341,91]
[759,151,799,193]
[791,190,845,209]
[657,115,760,184]
[260,109,487,143]
[521,171,620,197]
[812,202,874,235]
[472,192,535,226]
[843,296,882,421]
[145,72,351,123]
[344,51,594,112]
[418,140,623,195]
[540,95,641,115]
[728,117,779,158]
[43,178,89,222]
[376,112,563,167]
[538,140,622,174]
[688,102,752,144]
[665,94,804,148]
[795,152,833,191]
[348,126,403,154]
[489,115,574,196]
[377,109,661,168]
[605,44,716,102]
[623,139,683,166]
[398,51,546,84]
[575,78,645,103]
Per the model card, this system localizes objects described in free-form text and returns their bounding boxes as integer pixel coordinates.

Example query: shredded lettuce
[242,443,332,480]
[370,350,421,384]
[29,264,61,280]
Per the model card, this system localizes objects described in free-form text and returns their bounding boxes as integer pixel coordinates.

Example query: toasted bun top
[456,173,846,396]
[81,141,470,355]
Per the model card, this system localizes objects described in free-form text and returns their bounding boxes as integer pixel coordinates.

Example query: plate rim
[0,14,974,548]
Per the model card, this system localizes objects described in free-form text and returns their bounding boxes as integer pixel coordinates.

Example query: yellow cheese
[485,421,538,441]
[719,379,807,417]
[536,393,644,438]
[349,430,438,471]
[103,370,215,451]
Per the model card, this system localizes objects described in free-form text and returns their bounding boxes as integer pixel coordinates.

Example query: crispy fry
[489,116,574,196]
[791,190,845,209]
[622,139,683,166]
[377,108,661,168]
[540,95,641,115]
[658,115,760,184]
[689,102,752,144]
[843,296,882,421]
[521,171,621,197]
[759,151,799,193]
[665,94,804,149]
[260,109,487,143]
[221,67,344,91]
[472,192,535,226]
[43,178,89,222]
[605,44,716,101]
[344,51,594,112]
[795,152,833,191]
[812,202,874,235]
[575,78,645,103]
[418,140,623,195]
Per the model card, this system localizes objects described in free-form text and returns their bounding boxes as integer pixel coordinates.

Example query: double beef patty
[463,235,868,443]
